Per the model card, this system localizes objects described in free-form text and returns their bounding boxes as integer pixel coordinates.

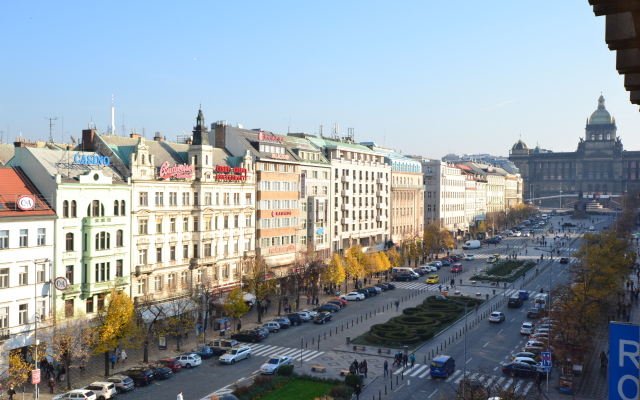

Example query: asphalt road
[111,212,612,400]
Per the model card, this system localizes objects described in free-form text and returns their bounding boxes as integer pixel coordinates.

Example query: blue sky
[1,1,637,159]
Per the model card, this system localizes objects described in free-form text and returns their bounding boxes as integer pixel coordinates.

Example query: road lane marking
[466,358,473,364]
[427,389,438,398]
[522,382,534,395]
[498,329,503,334]
[410,365,428,376]
[303,352,323,362]
[483,342,489,348]
[446,370,462,382]
[394,384,405,392]
[419,370,430,378]
[510,318,516,322]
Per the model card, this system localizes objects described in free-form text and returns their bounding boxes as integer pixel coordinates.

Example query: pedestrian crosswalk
[247,343,324,363]
[390,367,536,396]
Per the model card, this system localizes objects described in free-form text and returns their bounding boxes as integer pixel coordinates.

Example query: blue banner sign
[609,322,639,400]
[74,154,110,166]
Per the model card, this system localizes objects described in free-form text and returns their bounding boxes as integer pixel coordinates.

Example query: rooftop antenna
[45,117,58,143]
[0,131,3,144]
[348,127,354,142]
[110,94,115,135]
[121,114,125,137]
[319,125,323,137]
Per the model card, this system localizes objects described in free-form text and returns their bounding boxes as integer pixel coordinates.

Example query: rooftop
[0,166,55,217]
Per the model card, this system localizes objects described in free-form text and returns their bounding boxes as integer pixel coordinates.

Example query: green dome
[588,95,615,125]
[512,139,529,151]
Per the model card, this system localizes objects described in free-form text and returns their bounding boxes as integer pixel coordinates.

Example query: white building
[0,166,56,355]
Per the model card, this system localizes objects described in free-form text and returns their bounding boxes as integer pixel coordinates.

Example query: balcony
[376,215,387,222]
[244,250,256,258]
[341,190,353,197]
[341,204,353,210]
[83,216,128,227]
[376,203,387,209]
[341,175,353,182]
[136,264,153,275]
[115,276,129,287]
[341,218,353,224]
[376,190,387,197]
[377,177,387,184]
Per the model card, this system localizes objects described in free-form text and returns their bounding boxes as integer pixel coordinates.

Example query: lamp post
[439,295,467,397]
[33,258,50,400]
[534,247,554,391]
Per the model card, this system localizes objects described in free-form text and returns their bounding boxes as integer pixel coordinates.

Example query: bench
[476,292,482,297]
[471,281,477,284]
[352,345,366,351]
[340,370,351,376]
[312,366,326,373]
[454,290,461,295]
[377,348,391,354]
[461,293,470,297]
[490,282,498,286]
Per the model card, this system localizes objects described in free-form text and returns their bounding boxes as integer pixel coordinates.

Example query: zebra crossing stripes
[452,372,535,396]
[248,343,324,362]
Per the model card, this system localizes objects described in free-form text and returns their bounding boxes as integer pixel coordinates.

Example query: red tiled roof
[0,167,55,217]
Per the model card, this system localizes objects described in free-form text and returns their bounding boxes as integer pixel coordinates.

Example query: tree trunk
[104,351,110,378]
[176,333,181,352]
[277,299,282,316]
[143,340,149,363]
[257,303,262,323]
[66,360,71,390]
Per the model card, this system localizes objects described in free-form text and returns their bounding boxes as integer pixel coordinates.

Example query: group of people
[392,351,416,368]
[348,359,368,377]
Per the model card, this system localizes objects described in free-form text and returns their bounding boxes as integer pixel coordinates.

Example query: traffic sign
[541,351,552,368]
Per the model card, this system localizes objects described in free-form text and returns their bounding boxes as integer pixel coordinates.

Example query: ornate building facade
[509,95,640,207]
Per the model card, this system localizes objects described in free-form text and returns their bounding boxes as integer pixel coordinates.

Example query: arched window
[606,133,611,140]
[598,133,603,140]
[114,200,119,216]
[65,233,74,251]
[120,200,126,216]
[63,200,69,218]
[587,184,592,192]
[116,230,123,247]
[70,200,77,217]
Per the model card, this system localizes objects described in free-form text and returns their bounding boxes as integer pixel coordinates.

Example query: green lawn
[259,378,334,400]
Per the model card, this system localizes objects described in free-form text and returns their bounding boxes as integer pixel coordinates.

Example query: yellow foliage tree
[243,255,276,323]
[378,251,391,273]
[423,223,440,255]
[223,288,250,329]
[386,247,403,269]
[8,351,31,387]
[438,229,454,249]
[363,252,381,277]
[92,288,139,377]
[322,253,346,289]
[343,247,364,290]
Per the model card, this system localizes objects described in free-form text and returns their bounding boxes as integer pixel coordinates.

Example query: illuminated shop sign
[215,165,247,181]
[271,210,292,217]
[74,154,111,166]
[159,161,194,179]
[269,244,295,254]
[258,131,284,142]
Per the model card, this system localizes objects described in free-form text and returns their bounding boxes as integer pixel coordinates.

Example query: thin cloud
[482,100,516,112]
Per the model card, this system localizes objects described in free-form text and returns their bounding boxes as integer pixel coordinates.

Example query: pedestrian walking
[362,359,368,378]
[177,392,184,400]
[403,354,408,367]
[59,365,66,381]
[110,354,116,369]
[121,349,127,363]
[354,384,362,400]
[395,300,400,311]
[237,322,242,331]
[409,353,415,368]
[474,303,478,313]
[383,360,389,377]
[7,386,15,400]
[48,378,56,394]
[0,383,3,398]
[116,348,121,363]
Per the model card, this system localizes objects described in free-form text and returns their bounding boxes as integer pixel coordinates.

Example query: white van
[462,240,481,250]
[541,214,548,219]
[392,267,414,275]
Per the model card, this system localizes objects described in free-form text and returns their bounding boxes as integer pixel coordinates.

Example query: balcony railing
[341,190,353,197]
[341,218,353,224]
[341,175,353,182]
[341,204,352,210]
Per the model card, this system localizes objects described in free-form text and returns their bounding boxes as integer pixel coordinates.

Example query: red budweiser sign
[159,161,194,179]
[258,131,284,142]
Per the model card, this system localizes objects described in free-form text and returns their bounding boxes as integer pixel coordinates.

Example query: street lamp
[437,295,468,397]
[33,258,50,400]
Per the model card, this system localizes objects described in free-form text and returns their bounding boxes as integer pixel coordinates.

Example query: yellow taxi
[426,275,439,284]
[486,254,501,263]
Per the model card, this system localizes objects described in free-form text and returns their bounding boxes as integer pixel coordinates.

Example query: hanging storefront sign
[159,161,194,179]
[74,154,111,166]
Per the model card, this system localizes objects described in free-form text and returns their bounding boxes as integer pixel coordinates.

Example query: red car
[331,298,348,306]
[156,358,182,372]
[449,255,460,261]
[450,263,463,273]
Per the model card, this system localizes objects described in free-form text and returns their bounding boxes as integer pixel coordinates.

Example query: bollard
[318,341,320,350]
[379,390,381,400]
[306,341,308,348]
[361,316,363,322]
[385,385,387,395]
[312,337,314,345]
[324,332,326,339]
[330,330,332,337]
[366,314,367,320]
[397,375,399,385]
[336,327,338,334]
[402,372,404,381]
[391,378,393,390]
[342,324,344,332]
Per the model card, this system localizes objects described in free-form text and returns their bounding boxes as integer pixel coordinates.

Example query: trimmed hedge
[403,307,422,315]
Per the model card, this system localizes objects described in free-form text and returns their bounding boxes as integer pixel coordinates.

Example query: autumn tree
[223,288,250,329]
[378,251,391,273]
[134,294,168,363]
[386,247,403,269]
[438,229,454,250]
[423,223,440,256]
[43,310,93,389]
[243,255,276,323]
[363,251,381,277]
[7,351,31,387]
[163,294,197,352]
[343,245,366,289]
[92,288,140,377]
[322,253,346,290]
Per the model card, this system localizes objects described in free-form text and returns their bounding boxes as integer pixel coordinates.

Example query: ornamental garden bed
[232,372,353,400]
[351,295,485,350]
[470,260,536,283]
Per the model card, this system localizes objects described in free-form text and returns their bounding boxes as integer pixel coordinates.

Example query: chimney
[214,121,226,149]
[154,132,164,142]
[14,138,36,148]
[82,128,96,151]
[130,133,141,139]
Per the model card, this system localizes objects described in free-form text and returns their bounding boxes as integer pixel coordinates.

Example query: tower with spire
[188,106,214,180]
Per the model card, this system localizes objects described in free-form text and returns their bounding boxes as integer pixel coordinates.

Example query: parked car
[296,313,311,322]
[259,355,293,374]
[341,292,365,301]
[524,341,546,351]
[173,354,202,368]
[356,289,371,298]
[285,313,305,326]
[262,321,281,332]
[450,263,463,273]
[53,390,97,400]
[271,317,292,328]
[440,260,451,267]
[384,282,396,289]
[489,311,505,323]
[154,358,182,372]
[314,311,332,324]
[511,352,538,361]
[316,303,340,313]
[188,346,215,359]
[502,362,544,378]
[520,322,535,335]
[83,382,117,400]
[120,368,155,386]
[413,268,425,276]
[426,275,439,284]
[527,308,542,318]
[364,287,378,297]
[331,298,348,306]
[231,329,265,343]
[219,345,252,364]
[300,309,318,318]
[374,283,389,291]
[430,261,442,269]
[207,339,239,355]
[513,357,540,367]
[252,325,271,336]
[449,255,460,261]
[99,375,134,394]
[132,365,172,380]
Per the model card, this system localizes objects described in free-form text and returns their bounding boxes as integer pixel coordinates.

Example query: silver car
[262,321,281,332]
